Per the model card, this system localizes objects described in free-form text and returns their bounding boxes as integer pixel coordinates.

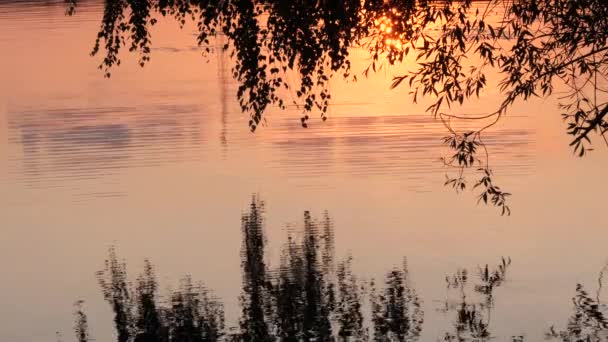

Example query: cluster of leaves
[385,0,608,212]
[442,132,511,215]
[69,0,377,131]
[68,0,608,214]
[73,0,495,132]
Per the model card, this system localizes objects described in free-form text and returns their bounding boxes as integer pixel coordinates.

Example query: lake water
[1,1,607,341]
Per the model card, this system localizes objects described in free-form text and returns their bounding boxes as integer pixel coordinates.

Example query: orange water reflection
[0,2,607,342]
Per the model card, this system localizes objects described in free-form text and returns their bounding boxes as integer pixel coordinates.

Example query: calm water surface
[0,1,607,341]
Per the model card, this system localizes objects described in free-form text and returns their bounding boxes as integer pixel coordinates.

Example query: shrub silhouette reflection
[546,263,608,342]
[79,197,608,342]
[75,197,424,341]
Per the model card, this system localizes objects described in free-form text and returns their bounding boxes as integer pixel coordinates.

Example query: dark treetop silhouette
[67,0,608,213]
[69,196,608,342]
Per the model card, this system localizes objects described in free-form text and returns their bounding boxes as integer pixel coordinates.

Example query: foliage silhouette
[66,0,608,214]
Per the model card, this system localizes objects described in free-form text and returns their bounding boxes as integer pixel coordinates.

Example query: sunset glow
[1,1,607,342]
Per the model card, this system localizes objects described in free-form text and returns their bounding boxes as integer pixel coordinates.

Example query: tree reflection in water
[73,196,424,341]
[439,257,511,342]
[546,263,608,342]
[71,197,607,342]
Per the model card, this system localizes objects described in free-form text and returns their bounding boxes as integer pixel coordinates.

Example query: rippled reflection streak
[7,104,202,188]
[267,115,533,179]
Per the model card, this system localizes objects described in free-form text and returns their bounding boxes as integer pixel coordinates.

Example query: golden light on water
[2,4,608,342]
[373,11,406,51]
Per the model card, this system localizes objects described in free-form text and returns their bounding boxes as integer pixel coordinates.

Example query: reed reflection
[74,196,608,342]
[370,261,423,342]
[546,264,608,342]
[70,197,608,342]
[440,257,511,342]
[73,196,425,341]
[88,247,225,342]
